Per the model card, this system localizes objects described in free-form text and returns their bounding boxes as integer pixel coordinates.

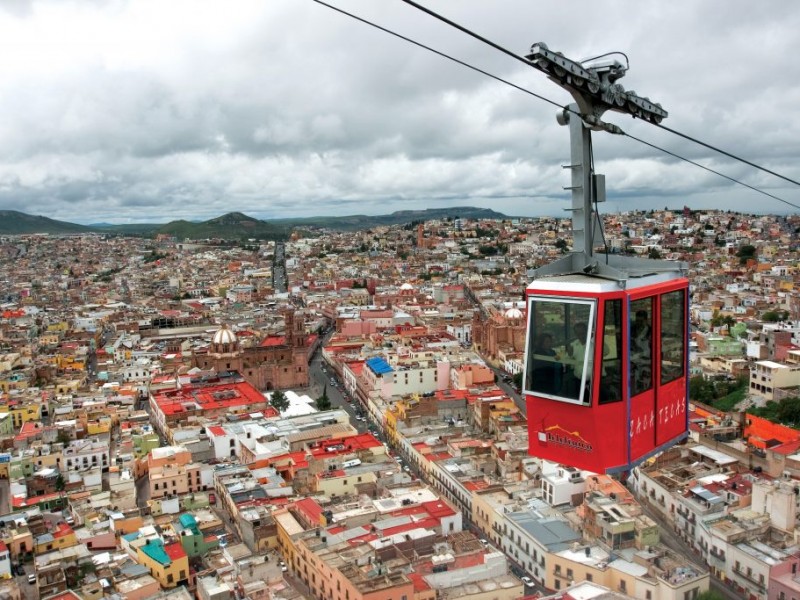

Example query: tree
[512,372,523,390]
[696,591,725,600]
[763,310,788,323]
[55,474,65,491]
[776,396,800,426]
[721,315,736,333]
[316,385,332,411]
[647,247,662,259]
[554,238,569,254]
[736,244,757,265]
[270,390,290,413]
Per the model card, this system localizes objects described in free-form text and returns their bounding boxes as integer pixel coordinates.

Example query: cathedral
[193,309,309,391]
[471,306,527,363]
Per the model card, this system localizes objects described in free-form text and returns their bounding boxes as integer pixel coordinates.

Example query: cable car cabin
[524,271,689,474]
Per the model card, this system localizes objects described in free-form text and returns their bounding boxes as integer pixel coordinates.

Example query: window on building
[167,574,173,583]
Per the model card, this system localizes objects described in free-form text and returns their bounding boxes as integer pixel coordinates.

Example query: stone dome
[400,283,414,291]
[212,324,238,346]
[504,307,523,319]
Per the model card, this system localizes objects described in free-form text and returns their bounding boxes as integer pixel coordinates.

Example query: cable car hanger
[524,42,688,286]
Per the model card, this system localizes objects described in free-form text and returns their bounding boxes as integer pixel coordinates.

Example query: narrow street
[634,494,741,600]
[307,340,368,434]
[0,477,10,515]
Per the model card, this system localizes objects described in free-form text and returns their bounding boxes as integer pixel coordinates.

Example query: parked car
[27,574,36,585]
[521,576,534,587]
[14,565,24,576]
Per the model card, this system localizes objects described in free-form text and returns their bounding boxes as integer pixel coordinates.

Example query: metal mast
[525,42,686,282]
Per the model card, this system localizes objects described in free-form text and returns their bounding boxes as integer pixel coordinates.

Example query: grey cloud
[0,0,798,224]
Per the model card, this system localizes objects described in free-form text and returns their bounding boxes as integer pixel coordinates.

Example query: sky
[0,0,799,225]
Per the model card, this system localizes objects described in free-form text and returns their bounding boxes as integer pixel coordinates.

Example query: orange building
[193,311,309,391]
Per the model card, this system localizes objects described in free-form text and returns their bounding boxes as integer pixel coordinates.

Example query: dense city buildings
[0,208,798,599]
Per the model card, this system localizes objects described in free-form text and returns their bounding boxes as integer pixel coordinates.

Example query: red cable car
[522,43,689,474]
[524,273,688,474]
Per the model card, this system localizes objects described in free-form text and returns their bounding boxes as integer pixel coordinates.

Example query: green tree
[554,238,569,254]
[763,310,789,323]
[512,372,523,389]
[776,396,800,426]
[696,591,725,600]
[689,375,714,403]
[721,315,736,333]
[647,247,662,259]
[55,474,65,491]
[736,244,757,264]
[270,390,290,413]
[316,385,332,411]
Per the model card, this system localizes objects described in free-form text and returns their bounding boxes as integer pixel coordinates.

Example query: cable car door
[628,295,657,462]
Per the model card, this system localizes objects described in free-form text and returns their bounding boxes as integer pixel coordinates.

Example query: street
[634,491,741,600]
[307,349,369,434]
[0,478,10,515]
[486,364,526,416]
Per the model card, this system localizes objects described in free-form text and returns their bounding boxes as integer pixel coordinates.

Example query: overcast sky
[1,1,798,224]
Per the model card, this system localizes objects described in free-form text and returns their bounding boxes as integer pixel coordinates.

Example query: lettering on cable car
[545,425,593,453]
[629,398,686,439]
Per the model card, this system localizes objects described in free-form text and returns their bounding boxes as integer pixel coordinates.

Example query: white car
[521,576,534,587]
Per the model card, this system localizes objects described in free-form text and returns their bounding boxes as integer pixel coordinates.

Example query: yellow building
[472,488,519,547]
[0,523,33,559]
[84,416,112,436]
[55,380,82,396]
[33,522,77,555]
[136,539,189,589]
[0,401,42,428]
[314,468,377,497]
[274,507,415,600]
[46,322,70,333]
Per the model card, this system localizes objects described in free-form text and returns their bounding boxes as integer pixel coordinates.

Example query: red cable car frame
[524,273,689,474]
[522,43,690,474]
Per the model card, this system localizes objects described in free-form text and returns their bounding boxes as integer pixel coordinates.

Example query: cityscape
[2,3,799,600]
[0,206,798,600]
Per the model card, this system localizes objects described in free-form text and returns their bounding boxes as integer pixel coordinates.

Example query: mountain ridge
[0,206,509,238]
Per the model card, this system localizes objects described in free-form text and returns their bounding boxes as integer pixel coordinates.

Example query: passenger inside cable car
[525,298,594,405]
[530,332,561,395]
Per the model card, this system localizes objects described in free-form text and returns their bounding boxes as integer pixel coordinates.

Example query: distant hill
[0,206,509,238]
[154,212,291,241]
[0,210,92,235]
[273,206,508,231]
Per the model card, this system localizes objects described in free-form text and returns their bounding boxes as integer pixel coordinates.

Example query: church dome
[504,307,523,319]
[212,324,238,346]
[400,283,414,291]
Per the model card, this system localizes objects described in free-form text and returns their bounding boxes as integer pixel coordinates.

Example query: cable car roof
[527,271,684,294]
